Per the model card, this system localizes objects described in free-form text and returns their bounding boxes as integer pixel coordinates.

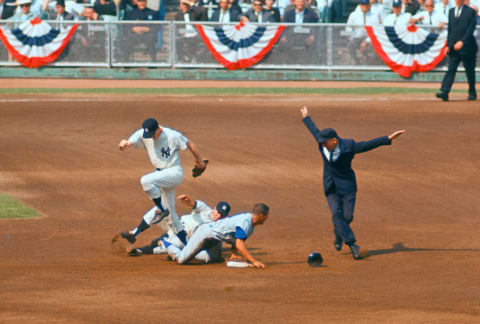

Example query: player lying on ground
[117,117,207,247]
[128,194,231,264]
[300,106,405,260]
[162,203,270,269]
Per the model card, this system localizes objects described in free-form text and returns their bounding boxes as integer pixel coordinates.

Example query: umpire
[300,107,405,260]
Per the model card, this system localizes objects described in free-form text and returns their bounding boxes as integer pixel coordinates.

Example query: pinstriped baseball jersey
[128,127,188,169]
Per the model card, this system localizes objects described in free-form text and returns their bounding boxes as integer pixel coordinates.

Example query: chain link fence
[1,19,479,70]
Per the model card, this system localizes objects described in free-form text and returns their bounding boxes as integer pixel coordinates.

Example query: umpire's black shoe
[349,244,361,260]
[334,237,343,251]
[120,231,136,244]
[435,92,449,101]
[467,94,477,101]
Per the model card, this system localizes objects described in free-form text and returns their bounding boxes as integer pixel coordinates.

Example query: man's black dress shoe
[435,92,449,101]
[467,94,477,101]
[349,244,361,260]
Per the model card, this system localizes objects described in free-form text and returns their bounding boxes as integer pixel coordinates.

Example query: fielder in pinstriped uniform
[116,118,207,247]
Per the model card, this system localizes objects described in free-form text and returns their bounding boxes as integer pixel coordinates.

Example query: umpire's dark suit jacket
[303,116,391,196]
[447,5,478,55]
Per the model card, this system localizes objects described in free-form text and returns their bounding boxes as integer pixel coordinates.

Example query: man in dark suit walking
[436,0,478,101]
[300,106,405,260]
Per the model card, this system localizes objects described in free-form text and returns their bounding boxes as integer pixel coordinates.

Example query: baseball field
[1,79,479,323]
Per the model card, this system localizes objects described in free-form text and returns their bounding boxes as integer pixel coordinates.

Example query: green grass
[0,87,455,96]
[0,193,39,219]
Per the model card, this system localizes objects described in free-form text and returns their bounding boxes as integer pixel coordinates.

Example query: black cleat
[128,248,143,257]
[467,94,477,101]
[120,231,136,244]
[334,237,343,251]
[435,92,448,101]
[349,244,361,260]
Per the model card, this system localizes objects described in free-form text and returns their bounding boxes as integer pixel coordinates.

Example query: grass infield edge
[0,193,40,219]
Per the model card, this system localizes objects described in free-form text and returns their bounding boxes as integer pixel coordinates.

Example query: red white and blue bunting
[0,18,78,68]
[365,24,447,78]
[196,22,285,70]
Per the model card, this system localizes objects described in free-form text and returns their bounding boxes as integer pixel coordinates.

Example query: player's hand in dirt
[388,130,406,141]
[300,106,309,118]
[252,261,266,269]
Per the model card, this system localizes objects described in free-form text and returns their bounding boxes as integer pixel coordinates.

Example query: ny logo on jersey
[161,147,171,158]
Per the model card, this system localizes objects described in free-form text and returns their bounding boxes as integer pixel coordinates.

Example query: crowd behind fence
[0,20,479,70]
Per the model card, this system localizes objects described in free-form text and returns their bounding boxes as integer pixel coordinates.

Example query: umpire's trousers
[326,192,356,245]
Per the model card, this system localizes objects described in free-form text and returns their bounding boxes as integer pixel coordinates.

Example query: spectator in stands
[382,0,393,18]
[346,0,380,64]
[240,0,275,21]
[410,0,447,28]
[264,0,280,21]
[43,0,86,20]
[369,0,383,22]
[187,0,208,19]
[122,0,160,61]
[329,0,357,23]
[210,0,241,21]
[47,0,74,20]
[93,0,118,20]
[384,0,411,25]
[8,0,37,21]
[75,3,107,58]
[436,0,452,16]
[280,0,319,58]
[228,0,243,13]
[401,0,419,15]
[175,0,207,62]
[1,0,17,19]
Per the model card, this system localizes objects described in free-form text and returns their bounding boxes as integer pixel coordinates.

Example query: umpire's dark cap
[142,118,159,138]
[317,128,337,143]
[216,201,231,218]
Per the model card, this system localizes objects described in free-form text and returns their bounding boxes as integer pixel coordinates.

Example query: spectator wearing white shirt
[369,0,384,21]
[346,0,380,64]
[384,0,412,25]
[435,0,452,15]
[410,0,448,28]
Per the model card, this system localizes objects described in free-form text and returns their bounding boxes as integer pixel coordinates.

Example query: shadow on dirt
[363,242,480,259]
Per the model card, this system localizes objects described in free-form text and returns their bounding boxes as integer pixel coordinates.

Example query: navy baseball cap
[359,0,369,4]
[392,0,401,7]
[216,201,231,218]
[317,128,337,143]
[142,118,159,138]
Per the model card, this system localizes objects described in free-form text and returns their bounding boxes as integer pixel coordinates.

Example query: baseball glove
[192,160,208,178]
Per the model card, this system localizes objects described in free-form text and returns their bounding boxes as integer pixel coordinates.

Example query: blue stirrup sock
[176,230,187,245]
[152,198,167,212]
[132,219,150,237]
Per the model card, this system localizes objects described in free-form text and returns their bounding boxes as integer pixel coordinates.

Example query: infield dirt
[1,85,479,323]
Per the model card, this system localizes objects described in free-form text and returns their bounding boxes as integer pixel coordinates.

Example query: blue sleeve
[354,136,391,154]
[234,226,247,240]
[302,116,323,144]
